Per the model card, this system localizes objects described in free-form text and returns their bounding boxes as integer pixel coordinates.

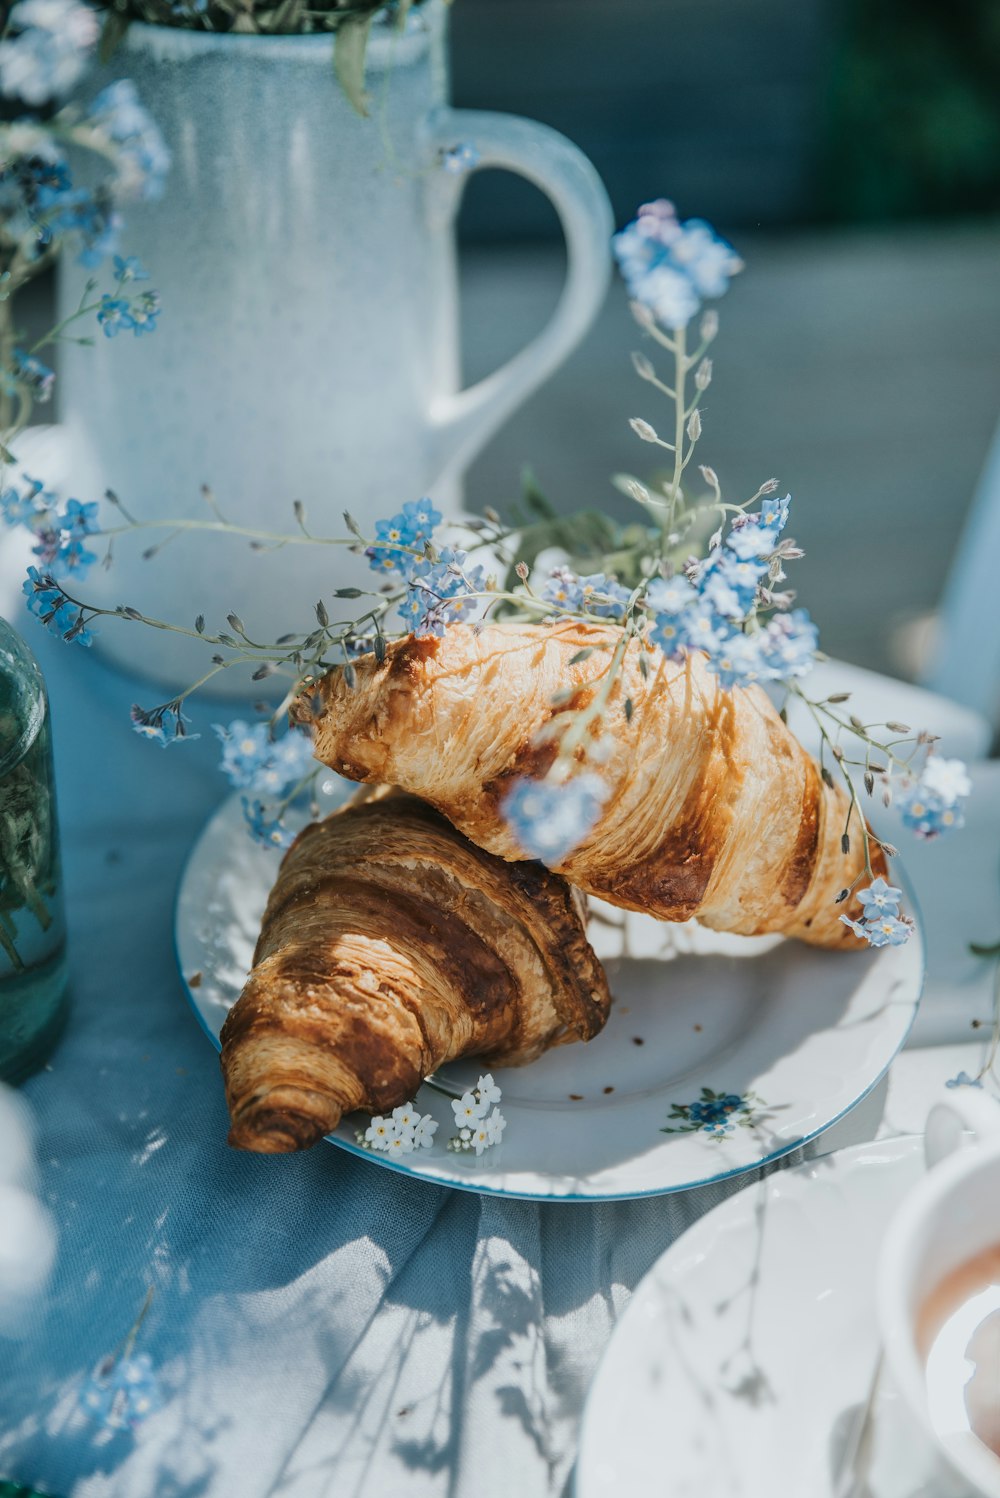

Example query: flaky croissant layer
[297,622,886,947]
[220,794,611,1153]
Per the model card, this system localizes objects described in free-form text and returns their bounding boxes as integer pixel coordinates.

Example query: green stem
[172,663,230,703]
[553,623,636,769]
[789,683,878,885]
[0,909,24,973]
[27,297,104,358]
[664,324,688,544]
[118,1286,154,1363]
[271,764,323,822]
[96,516,386,550]
[802,695,917,775]
[16,870,51,932]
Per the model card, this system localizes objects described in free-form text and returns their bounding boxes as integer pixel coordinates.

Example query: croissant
[296,621,886,948]
[221,793,611,1153]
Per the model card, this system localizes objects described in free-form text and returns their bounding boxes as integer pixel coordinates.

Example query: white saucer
[577,1134,927,1495]
[174,775,924,1201]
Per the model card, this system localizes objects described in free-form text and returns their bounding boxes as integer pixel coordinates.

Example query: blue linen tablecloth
[0,624,998,1498]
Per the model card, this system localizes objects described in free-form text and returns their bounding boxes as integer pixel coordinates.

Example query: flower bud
[695,358,712,391]
[631,351,656,381]
[630,418,658,442]
[700,309,719,341]
[686,409,702,442]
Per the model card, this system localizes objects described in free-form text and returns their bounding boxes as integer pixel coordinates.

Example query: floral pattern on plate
[661,1086,768,1139]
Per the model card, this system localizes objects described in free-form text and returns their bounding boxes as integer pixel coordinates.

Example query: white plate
[174,778,924,1200]
[577,1134,927,1497]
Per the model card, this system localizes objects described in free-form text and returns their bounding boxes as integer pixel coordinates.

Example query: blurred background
[447,0,1000,677]
[13,0,1000,680]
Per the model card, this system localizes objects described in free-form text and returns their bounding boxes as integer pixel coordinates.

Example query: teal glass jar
[0,618,68,1083]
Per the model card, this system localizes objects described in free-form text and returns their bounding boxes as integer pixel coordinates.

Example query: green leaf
[260,0,306,31]
[334,14,374,117]
[0,1476,65,1497]
[521,468,557,522]
[99,10,130,65]
[496,508,632,606]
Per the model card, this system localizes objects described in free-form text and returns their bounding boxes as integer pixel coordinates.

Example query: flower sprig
[77,1285,160,1432]
[839,877,913,948]
[786,685,971,931]
[8,195,970,933]
[447,1073,506,1156]
[0,1,166,482]
[355,1100,438,1155]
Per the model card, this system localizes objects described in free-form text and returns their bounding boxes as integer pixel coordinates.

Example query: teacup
[875,1086,1000,1498]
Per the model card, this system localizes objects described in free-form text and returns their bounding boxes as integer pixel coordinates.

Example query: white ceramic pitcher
[57,0,613,694]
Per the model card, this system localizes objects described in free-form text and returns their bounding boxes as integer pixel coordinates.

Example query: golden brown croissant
[220,793,611,1153]
[297,621,886,948]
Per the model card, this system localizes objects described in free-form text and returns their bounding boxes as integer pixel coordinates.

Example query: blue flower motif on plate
[661,1086,767,1139]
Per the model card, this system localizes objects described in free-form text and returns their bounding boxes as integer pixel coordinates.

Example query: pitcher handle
[426,108,613,483]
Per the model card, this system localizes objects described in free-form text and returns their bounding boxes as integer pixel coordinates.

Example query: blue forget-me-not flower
[613,200,743,331]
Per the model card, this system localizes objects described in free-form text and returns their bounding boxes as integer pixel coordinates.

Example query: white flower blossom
[391,1104,418,1137]
[413,1114,438,1149]
[364,1116,397,1151]
[486,1108,507,1146]
[920,756,971,806]
[476,1073,502,1107]
[451,1090,487,1126]
[470,1121,492,1156]
[386,1131,414,1155]
[0,0,98,105]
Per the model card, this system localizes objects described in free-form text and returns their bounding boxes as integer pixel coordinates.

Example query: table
[0,620,997,1498]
